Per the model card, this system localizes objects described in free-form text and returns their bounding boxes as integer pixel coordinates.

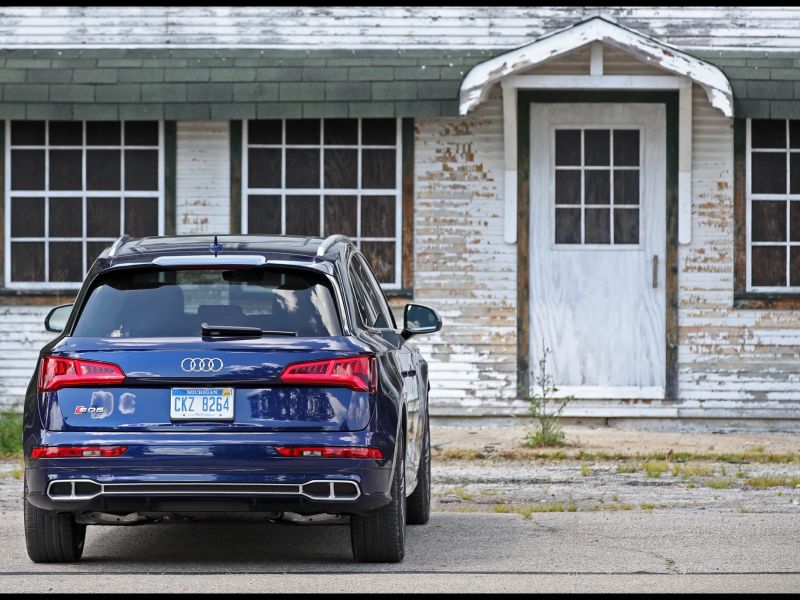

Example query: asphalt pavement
[1,510,798,593]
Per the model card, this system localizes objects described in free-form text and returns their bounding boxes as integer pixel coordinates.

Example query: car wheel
[350,437,406,563]
[406,413,431,525]
[24,478,86,563]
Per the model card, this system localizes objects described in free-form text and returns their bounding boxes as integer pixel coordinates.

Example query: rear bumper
[25,431,396,516]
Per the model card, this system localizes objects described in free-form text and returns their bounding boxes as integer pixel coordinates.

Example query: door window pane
[555,130,581,166]
[125,150,159,191]
[248,148,281,189]
[751,246,786,286]
[613,130,640,166]
[584,208,610,244]
[286,119,319,145]
[49,242,83,282]
[124,121,159,146]
[324,119,358,145]
[752,120,786,149]
[11,121,44,145]
[324,196,357,237]
[49,150,82,190]
[585,170,610,205]
[751,201,786,242]
[555,170,580,205]
[49,121,82,146]
[248,195,282,234]
[555,208,581,244]
[584,130,610,166]
[10,197,44,237]
[614,209,639,245]
[361,195,396,238]
[124,198,159,237]
[324,148,357,189]
[751,153,786,194]
[362,149,395,189]
[49,197,83,237]
[248,120,282,145]
[87,122,121,145]
[87,197,121,237]
[11,150,45,190]
[362,119,395,145]
[614,170,639,205]
[10,242,44,282]
[87,150,121,190]
[285,195,320,235]
[285,149,320,188]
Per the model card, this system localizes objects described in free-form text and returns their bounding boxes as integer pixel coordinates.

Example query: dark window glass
[49,197,82,237]
[124,150,159,191]
[124,121,158,146]
[10,242,44,282]
[49,150,82,190]
[362,195,395,238]
[555,208,581,244]
[285,195,319,235]
[72,268,342,338]
[324,119,358,145]
[248,120,282,145]
[614,170,639,205]
[584,130,610,166]
[286,149,320,188]
[87,150,121,190]
[584,208,610,244]
[11,121,45,145]
[124,197,159,237]
[791,202,800,242]
[11,150,45,190]
[349,264,376,327]
[751,153,787,194]
[751,120,786,149]
[555,130,581,166]
[362,119,395,146]
[751,201,786,242]
[248,195,282,234]
[362,149,395,189]
[87,197,121,237]
[286,119,319,145]
[324,195,357,237]
[87,242,110,266]
[791,154,800,195]
[49,121,82,146]
[555,170,580,204]
[791,247,800,287]
[361,241,396,284]
[87,121,121,146]
[248,148,281,188]
[751,246,786,286]
[585,170,610,204]
[49,242,83,282]
[614,209,639,245]
[354,254,391,327]
[10,197,44,237]
[324,148,357,188]
[791,121,800,149]
[613,130,640,166]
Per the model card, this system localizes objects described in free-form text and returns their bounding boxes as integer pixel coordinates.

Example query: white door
[529,103,666,399]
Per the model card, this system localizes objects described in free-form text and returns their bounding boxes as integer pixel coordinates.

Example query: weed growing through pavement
[0,412,23,458]
[522,342,572,448]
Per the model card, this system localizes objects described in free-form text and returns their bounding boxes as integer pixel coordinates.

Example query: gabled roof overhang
[459,16,734,117]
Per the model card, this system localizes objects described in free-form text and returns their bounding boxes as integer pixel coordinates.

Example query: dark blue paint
[24,235,432,518]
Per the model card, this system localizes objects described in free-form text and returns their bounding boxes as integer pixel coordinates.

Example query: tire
[406,413,431,525]
[24,479,86,563]
[350,438,406,563]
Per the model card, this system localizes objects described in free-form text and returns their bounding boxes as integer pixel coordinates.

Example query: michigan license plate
[170,388,234,420]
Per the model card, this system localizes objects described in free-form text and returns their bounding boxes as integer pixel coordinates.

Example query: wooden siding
[1,7,799,50]
[0,306,54,408]
[176,121,231,235]
[410,89,519,411]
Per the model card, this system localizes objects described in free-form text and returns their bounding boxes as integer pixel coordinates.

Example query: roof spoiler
[316,234,351,257]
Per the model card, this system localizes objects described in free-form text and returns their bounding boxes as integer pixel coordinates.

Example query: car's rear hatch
[44,335,373,432]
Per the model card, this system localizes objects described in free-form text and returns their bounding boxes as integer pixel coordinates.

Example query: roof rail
[316,234,350,257]
[107,234,130,258]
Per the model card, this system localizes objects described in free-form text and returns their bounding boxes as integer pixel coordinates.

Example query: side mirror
[44,304,73,333]
[401,304,442,339]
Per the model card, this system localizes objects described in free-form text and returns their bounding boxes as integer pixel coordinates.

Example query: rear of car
[23,250,410,563]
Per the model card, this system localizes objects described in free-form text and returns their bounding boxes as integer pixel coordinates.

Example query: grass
[435,447,800,465]
[0,412,23,458]
[745,475,800,489]
[643,461,670,478]
[672,463,715,478]
[640,503,656,512]
[705,478,736,489]
[448,486,475,501]
[616,463,637,473]
[580,464,591,477]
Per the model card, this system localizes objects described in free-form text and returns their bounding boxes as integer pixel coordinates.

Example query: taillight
[38,356,125,392]
[275,446,383,459]
[280,355,376,392]
[30,446,128,459]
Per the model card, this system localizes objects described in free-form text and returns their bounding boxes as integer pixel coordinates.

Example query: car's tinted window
[355,253,395,329]
[348,261,378,329]
[72,268,342,338]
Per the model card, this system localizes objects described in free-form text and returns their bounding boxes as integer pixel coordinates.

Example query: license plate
[170,388,234,420]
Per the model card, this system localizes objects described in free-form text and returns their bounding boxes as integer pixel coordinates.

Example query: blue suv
[23,234,441,563]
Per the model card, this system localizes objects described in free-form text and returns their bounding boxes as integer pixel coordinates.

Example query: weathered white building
[2,7,800,426]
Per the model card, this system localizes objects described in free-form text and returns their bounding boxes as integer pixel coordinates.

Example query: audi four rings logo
[181,358,224,372]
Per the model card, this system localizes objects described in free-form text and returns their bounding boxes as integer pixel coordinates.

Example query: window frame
[3,119,166,290]
[745,118,800,293]
[241,117,403,289]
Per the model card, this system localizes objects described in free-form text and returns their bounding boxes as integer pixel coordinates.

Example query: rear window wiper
[201,323,297,338]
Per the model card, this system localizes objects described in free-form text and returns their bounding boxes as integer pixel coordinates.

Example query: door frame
[516,90,679,400]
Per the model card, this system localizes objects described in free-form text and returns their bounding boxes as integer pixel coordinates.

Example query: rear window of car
[72,268,342,338]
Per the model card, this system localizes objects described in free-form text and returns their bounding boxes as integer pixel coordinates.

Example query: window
[553,128,640,246]
[349,253,393,329]
[746,119,800,290]
[243,118,401,287]
[4,120,164,288]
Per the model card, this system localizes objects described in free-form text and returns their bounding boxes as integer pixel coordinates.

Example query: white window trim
[3,120,166,290]
[550,125,644,251]
[241,118,402,289]
[746,118,800,292]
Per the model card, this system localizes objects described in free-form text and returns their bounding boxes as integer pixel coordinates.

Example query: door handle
[652,255,659,289]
